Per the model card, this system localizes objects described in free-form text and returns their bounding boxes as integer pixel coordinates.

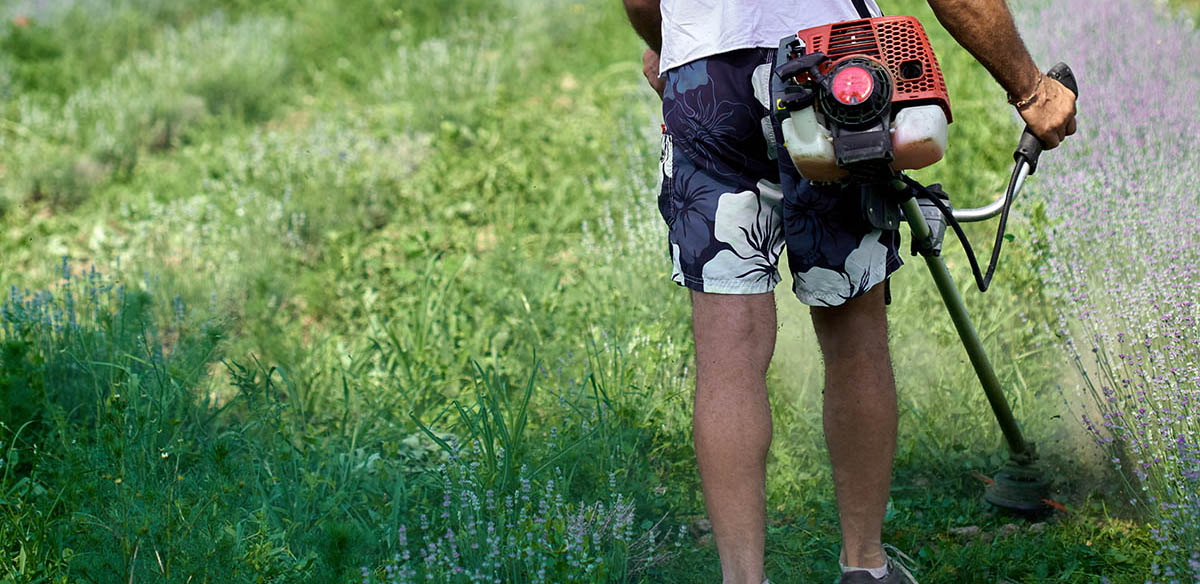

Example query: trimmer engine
[775,17,953,182]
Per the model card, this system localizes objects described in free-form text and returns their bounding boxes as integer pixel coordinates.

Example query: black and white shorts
[658,47,902,307]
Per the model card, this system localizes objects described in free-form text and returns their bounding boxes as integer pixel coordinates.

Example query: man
[621,1,1077,583]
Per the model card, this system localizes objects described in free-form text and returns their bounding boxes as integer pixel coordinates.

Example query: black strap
[851,0,873,18]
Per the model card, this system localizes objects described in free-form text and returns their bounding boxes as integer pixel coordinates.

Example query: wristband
[1008,73,1043,111]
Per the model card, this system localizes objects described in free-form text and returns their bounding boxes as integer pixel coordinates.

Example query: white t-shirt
[659,0,883,73]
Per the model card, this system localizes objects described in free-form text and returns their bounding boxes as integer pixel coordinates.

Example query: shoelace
[882,544,920,584]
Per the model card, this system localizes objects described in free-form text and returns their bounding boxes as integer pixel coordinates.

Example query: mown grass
[0,0,1165,582]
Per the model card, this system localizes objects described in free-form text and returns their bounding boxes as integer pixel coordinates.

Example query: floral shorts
[658,48,902,307]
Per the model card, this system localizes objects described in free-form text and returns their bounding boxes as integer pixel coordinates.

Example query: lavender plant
[0,259,221,459]
[362,457,678,584]
[360,347,684,583]
[1014,0,1200,579]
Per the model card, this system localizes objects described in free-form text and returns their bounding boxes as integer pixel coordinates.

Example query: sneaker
[837,546,918,584]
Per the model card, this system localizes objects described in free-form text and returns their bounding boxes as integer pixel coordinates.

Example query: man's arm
[623,0,666,97]
[927,0,1076,148]
[622,0,661,53]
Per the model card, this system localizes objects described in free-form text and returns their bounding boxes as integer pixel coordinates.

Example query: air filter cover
[794,16,952,122]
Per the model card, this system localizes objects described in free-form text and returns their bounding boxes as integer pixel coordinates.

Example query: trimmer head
[985,455,1051,514]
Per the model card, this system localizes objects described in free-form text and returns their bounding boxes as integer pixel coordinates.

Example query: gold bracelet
[1008,73,1043,110]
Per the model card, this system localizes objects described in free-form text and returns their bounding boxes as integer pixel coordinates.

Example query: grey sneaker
[837,546,918,584]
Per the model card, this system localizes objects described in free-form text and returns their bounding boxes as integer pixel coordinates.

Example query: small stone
[998,523,1021,538]
[1029,522,1047,533]
[690,518,713,536]
[949,525,980,537]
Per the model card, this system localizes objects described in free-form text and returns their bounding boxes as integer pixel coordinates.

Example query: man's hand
[1017,75,1077,150]
[642,48,666,99]
[927,0,1078,149]
[623,0,663,98]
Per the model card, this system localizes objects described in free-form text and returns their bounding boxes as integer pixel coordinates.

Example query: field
[0,0,1194,582]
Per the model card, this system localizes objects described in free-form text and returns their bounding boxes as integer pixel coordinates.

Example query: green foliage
[2,12,290,208]
[660,487,1155,583]
[1,269,226,581]
[1170,0,1200,19]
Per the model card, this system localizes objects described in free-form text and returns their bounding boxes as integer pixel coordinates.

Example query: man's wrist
[1008,72,1044,110]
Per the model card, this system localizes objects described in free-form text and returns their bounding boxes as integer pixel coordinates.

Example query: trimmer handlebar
[952,62,1078,223]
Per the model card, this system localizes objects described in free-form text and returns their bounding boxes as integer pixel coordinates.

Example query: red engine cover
[795,16,952,122]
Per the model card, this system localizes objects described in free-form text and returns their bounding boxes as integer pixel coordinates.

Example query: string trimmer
[772,17,1079,513]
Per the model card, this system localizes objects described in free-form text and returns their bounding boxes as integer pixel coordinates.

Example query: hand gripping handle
[1013,62,1079,174]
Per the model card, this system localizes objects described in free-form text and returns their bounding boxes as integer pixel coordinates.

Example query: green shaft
[900,197,1031,458]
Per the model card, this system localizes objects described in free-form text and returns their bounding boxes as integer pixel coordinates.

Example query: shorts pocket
[658,129,675,227]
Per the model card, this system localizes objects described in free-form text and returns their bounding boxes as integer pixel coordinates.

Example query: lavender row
[1013,0,1199,580]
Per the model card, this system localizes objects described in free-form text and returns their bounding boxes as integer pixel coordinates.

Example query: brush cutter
[774,17,1079,513]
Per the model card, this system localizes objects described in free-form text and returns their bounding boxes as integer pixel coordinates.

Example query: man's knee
[810,284,888,360]
[691,291,776,341]
[691,291,777,368]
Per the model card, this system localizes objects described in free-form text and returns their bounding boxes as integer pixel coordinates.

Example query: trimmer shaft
[899,193,1052,514]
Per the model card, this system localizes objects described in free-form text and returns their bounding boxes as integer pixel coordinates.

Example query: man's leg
[691,290,777,584]
[810,284,896,571]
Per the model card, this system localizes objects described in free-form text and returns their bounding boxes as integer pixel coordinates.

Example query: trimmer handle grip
[1014,62,1078,174]
[1048,62,1079,95]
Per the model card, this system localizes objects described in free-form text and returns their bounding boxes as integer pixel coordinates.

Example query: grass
[0,0,1177,581]
[1172,0,1200,17]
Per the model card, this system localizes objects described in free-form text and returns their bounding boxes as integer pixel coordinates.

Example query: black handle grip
[1049,62,1078,95]
[1013,62,1078,174]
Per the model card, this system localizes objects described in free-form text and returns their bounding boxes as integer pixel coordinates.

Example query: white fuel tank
[889,105,949,171]
[779,107,847,182]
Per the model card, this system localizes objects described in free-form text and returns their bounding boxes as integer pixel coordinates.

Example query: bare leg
[810,284,896,570]
[691,291,776,584]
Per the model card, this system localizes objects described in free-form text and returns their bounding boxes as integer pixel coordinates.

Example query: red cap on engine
[831,66,874,105]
